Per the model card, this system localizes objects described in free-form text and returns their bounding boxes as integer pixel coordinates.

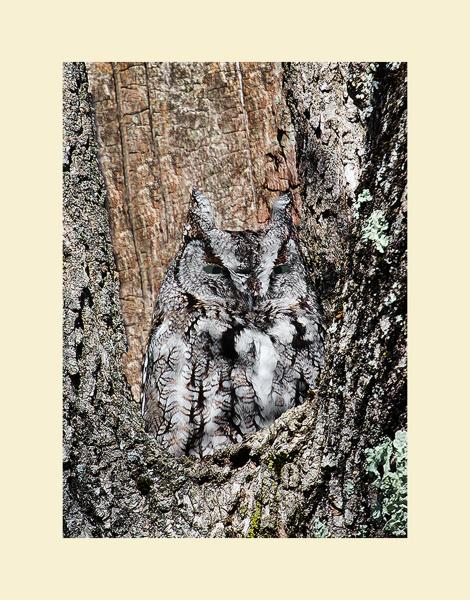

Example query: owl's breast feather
[235,329,278,410]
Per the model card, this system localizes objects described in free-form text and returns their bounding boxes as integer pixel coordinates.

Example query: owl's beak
[239,286,255,311]
[243,278,262,311]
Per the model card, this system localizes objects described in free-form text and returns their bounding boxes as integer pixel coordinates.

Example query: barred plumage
[141,189,324,457]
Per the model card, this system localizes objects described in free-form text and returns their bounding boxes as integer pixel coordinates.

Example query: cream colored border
[2,1,468,598]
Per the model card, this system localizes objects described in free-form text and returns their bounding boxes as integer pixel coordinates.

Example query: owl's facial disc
[179,189,303,306]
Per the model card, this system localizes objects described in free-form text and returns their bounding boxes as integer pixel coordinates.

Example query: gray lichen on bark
[63,62,406,537]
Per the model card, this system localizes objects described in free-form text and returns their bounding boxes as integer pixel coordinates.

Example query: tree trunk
[63,61,406,537]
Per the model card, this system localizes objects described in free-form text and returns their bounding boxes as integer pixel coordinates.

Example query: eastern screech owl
[141,189,324,457]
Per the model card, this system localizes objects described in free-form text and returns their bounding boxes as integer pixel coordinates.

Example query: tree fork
[63,62,406,538]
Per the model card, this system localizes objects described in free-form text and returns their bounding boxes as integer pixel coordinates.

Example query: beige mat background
[2,0,468,598]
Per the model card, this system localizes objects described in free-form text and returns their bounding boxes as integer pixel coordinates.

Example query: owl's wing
[141,305,239,456]
[265,298,325,416]
[141,308,189,450]
[140,307,163,417]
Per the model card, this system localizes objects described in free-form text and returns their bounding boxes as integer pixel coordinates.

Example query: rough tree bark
[63,62,406,537]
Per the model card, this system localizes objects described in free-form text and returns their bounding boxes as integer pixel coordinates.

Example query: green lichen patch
[352,189,372,218]
[267,450,290,478]
[365,430,407,536]
[362,209,389,253]
[313,518,329,538]
[248,502,262,538]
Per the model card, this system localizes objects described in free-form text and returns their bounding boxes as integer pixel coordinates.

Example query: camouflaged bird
[141,189,324,457]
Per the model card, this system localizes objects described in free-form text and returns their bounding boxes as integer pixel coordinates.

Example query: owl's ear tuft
[269,193,293,228]
[185,187,216,239]
[191,187,208,204]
